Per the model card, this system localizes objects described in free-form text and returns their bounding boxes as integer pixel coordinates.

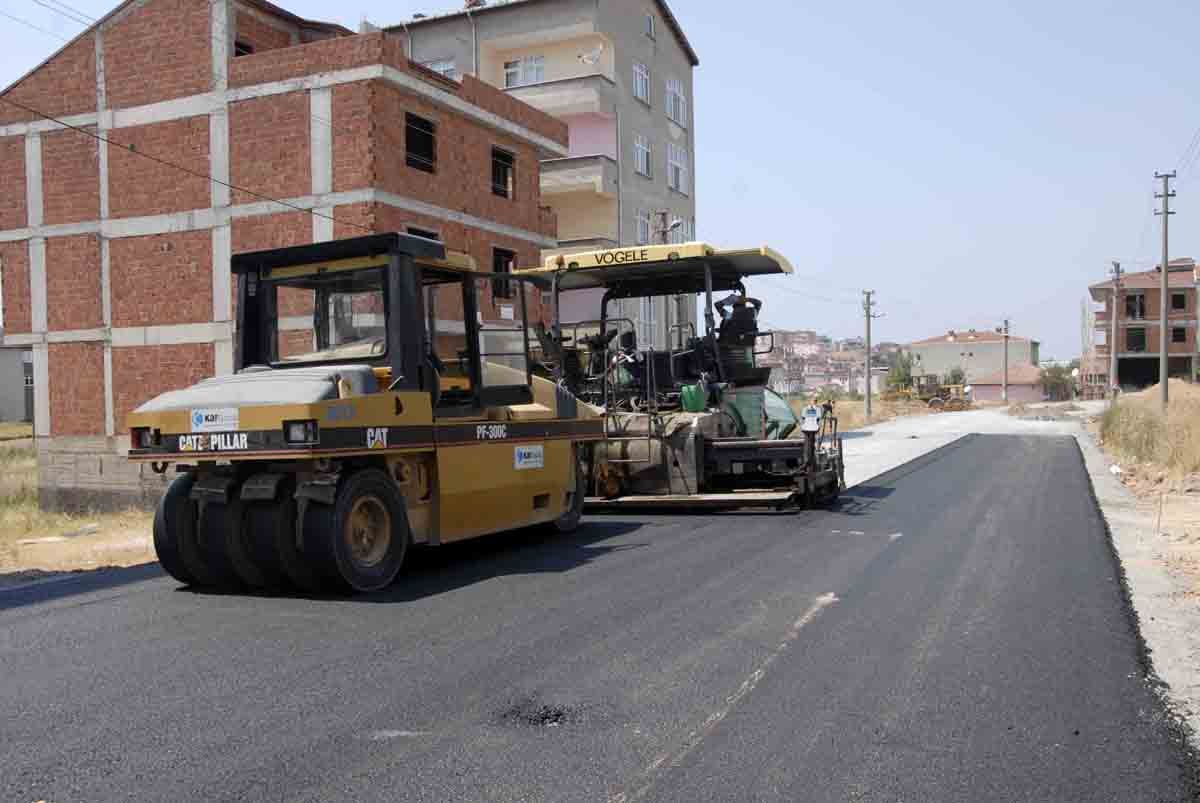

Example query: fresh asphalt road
[2,435,1196,802]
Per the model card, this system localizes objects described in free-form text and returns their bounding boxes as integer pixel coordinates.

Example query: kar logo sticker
[514,445,544,470]
[190,407,239,433]
[367,427,389,449]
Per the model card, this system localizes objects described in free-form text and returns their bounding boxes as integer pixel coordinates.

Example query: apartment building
[1088,259,1198,389]
[391,0,699,346]
[0,0,566,510]
[907,329,1039,383]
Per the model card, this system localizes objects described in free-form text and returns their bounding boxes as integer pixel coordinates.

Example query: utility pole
[1109,261,1122,400]
[1155,171,1176,411]
[863,290,882,418]
[995,318,1010,403]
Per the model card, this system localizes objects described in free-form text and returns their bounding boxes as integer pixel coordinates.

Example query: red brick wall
[45,235,102,331]
[108,117,210,218]
[48,342,105,436]
[0,137,27,230]
[333,82,372,193]
[112,343,214,433]
[228,31,375,88]
[234,10,295,54]
[371,82,548,236]
[0,36,96,126]
[372,204,542,323]
[104,0,212,109]
[229,93,310,205]
[42,127,101,226]
[332,202,374,240]
[0,241,31,334]
[110,231,212,327]
[231,210,311,253]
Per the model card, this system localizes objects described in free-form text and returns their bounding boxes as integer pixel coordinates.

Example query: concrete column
[210,0,234,374]
[310,87,334,243]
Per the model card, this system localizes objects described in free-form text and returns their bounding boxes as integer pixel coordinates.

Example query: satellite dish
[579,43,604,65]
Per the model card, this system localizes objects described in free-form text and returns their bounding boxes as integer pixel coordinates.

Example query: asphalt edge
[1069,430,1200,792]
[842,433,977,494]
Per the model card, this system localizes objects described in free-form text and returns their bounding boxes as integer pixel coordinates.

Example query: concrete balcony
[539,154,619,198]
[505,73,617,118]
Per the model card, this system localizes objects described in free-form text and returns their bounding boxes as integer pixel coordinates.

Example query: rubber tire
[552,449,586,534]
[153,473,198,586]
[189,500,245,590]
[254,490,325,594]
[304,468,409,593]
[222,497,268,589]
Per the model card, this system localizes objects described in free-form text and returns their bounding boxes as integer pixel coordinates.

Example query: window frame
[504,55,545,88]
[491,146,516,199]
[1124,292,1146,320]
[405,113,437,174]
[422,59,459,81]
[1172,326,1187,344]
[1172,291,1187,312]
[407,226,441,241]
[667,142,689,194]
[492,246,517,300]
[634,134,652,177]
[633,62,651,105]
[645,13,656,39]
[1126,326,1147,352]
[636,209,652,245]
[665,77,687,126]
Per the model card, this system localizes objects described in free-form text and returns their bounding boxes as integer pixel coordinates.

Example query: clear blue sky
[4,0,1200,360]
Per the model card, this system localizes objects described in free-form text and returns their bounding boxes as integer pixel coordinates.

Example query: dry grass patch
[788,397,931,432]
[0,421,32,441]
[0,443,153,573]
[1100,380,1200,477]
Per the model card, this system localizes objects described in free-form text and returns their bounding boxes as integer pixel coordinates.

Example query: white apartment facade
[389,0,699,347]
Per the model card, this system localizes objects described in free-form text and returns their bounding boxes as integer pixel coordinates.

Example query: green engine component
[723,388,765,439]
[681,382,707,413]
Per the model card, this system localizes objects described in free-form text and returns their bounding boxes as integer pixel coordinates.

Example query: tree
[888,352,913,389]
[944,367,966,386]
[1041,364,1074,401]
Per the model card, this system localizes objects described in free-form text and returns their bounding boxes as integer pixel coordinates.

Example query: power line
[0,9,71,42]
[0,95,374,234]
[27,0,92,27]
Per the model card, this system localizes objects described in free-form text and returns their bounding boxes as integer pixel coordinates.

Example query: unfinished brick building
[0,0,567,509]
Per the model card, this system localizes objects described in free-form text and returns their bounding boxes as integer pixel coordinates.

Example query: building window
[1173,327,1187,344]
[666,78,687,126]
[234,40,255,57]
[639,296,657,346]
[491,147,516,199]
[667,143,689,194]
[1127,327,1146,352]
[422,59,458,80]
[407,227,440,241]
[406,113,436,173]
[633,62,651,104]
[504,55,544,88]
[492,247,516,299]
[1124,293,1145,320]
[634,135,652,177]
[645,13,656,39]
[1172,292,1187,311]
[636,209,652,245]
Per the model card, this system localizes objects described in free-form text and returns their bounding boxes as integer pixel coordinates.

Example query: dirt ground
[0,442,154,583]
[1089,384,1200,601]
[789,397,935,431]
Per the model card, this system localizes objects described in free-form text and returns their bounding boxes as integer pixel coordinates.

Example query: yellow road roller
[127,233,603,593]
